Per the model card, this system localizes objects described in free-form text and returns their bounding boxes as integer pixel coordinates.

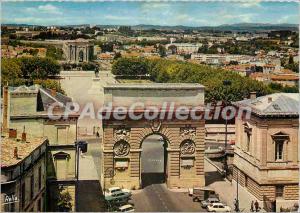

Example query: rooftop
[9,85,77,117]
[104,83,204,90]
[234,93,299,117]
[1,132,48,168]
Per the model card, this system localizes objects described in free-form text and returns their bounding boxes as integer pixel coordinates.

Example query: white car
[118,204,135,212]
[105,187,131,197]
[206,202,231,212]
[201,197,220,208]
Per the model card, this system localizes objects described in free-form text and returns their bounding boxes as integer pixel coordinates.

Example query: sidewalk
[205,159,265,212]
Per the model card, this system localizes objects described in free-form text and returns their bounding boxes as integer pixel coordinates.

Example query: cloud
[25,4,62,15]
[238,0,261,8]
[141,2,171,11]
[219,12,256,23]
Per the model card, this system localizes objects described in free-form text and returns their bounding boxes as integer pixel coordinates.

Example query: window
[246,132,251,152]
[272,132,289,161]
[56,126,67,145]
[38,166,42,190]
[4,194,15,212]
[30,175,34,200]
[244,123,252,152]
[275,140,284,161]
[53,152,70,180]
[276,185,284,198]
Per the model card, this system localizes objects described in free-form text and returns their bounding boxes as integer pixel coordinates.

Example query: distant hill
[132,23,298,32]
[3,23,298,32]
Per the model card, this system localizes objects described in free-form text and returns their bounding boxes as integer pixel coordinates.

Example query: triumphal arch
[101,83,205,190]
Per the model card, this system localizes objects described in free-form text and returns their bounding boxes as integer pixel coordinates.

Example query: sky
[1,1,299,26]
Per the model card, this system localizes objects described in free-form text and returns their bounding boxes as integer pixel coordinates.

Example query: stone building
[101,84,206,190]
[233,93,299,212]
[1,85,79,211]
[1,130,48,212]
[62,39,94,63]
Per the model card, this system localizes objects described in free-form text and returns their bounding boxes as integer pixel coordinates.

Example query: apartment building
[233,93,299,212]
[191,53,253,65]
[166,43,202,54]
[1,130,48,212]
[2,85,79,211]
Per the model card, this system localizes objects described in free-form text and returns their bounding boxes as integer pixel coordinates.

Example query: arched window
[243,123,252,152]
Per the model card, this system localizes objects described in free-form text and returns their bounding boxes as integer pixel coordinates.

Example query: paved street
[133,135,204,212]
[132,183,204,212]
[205,158,264,212]
[60,70,116,136]
[77,138,104,211]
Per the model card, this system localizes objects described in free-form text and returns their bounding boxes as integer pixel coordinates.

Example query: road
[60,70,117,136]
[131,135,204,212]
[132,183,204,212]
[77,138,104,211]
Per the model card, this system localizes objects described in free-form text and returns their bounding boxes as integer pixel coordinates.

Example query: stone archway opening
[78,50,84,62]
[140,134,168,188]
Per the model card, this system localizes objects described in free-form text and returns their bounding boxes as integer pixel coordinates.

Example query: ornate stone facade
[102,119,205,190]
[62,39,94,63]
[233,93,299,212]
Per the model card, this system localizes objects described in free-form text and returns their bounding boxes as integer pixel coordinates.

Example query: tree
[112,57,271,102]
[158,45,166,57]
[33,79,65,94]
[81,62,97,71]
[57,187,72,212]
[46,46,64,60]
[112,58,148,76]
[114,52,122,60]
[18,57,61,79]
[1,58,22,85]
[288,55,294,64]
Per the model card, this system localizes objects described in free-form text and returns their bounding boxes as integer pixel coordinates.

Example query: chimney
[14,147,18,159]
[268,97,273,103]
[250,91,257,100]
[51,89,57,97]
[9,129,17,138]
[22,126,26,142]
[2,85,9,131]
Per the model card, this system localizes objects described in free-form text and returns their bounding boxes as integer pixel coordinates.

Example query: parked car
[206,202,231,212]
[105,191,131,202]
[105,187,131,197]
[201,197,220,208]
[118,204,135,212]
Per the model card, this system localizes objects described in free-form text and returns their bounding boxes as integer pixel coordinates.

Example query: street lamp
[235,169,240,212]
[223,80,231,177]
[75,140,88,211]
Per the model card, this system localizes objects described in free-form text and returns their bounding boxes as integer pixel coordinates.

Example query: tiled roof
[1,133,47,168]
[234,93,299,117]
[250,72,299,81]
